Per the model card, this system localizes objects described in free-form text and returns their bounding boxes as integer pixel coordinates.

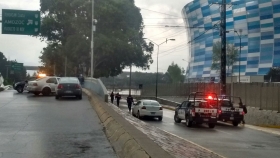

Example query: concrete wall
[84,78,108,102]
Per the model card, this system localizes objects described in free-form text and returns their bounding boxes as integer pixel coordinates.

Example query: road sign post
[1,9,40,35]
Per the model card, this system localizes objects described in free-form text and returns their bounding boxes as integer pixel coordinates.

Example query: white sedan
[132,99,163,121]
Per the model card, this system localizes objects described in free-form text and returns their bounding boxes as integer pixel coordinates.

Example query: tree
[211,41,239,75]
[266,67,280,82]
[166,62,185,83]
[0,52,8,79]
[39,0,153,77]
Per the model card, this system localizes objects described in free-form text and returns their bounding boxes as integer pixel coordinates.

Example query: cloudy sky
[0,0,193,74]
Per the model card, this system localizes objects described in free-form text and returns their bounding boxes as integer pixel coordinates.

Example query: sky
[0,0,193,75]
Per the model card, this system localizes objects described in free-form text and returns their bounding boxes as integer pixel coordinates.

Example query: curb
[83,88,173,158]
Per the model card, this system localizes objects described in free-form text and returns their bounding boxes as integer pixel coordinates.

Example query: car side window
[181,101,188,108]
[46,78,57,83]
[136,101,141,106]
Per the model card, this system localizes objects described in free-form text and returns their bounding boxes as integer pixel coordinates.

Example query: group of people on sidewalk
[110,92,134,112]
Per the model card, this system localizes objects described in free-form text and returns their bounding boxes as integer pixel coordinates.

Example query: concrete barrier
[83,89,173,158]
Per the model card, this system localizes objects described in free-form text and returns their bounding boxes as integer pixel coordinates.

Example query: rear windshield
[220,100,232,107]
[143,101,160,106]
[60,77,79,83]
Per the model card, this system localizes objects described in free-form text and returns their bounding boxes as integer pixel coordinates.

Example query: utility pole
[89,1,97,78]
[129,64,132,95]
[64,57,67,77]
[220,0,227,95]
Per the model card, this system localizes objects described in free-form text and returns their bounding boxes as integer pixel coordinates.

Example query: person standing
[127,94,134,112]
[110,92,114,103]
[115,93,121,107]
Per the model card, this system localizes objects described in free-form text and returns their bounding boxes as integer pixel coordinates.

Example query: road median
[83,88,173,158]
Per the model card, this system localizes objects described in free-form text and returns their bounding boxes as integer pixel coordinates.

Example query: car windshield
[220,100,232,107]
[143,101,160,106]
[59,77,79,83]
[35,77,46,81]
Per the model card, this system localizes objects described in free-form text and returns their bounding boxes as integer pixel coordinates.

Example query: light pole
[234,29,243,83]
[91,0,97,78]
[144,38,175,100]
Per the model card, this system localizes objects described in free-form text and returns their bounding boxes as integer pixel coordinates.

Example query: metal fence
[141,82,280,112]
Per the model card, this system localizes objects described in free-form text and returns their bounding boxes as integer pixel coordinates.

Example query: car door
[46,78,58,92]
[133,101,141,115]
[178,101,188,119]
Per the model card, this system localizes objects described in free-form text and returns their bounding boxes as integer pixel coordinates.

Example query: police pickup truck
[174,92,219,128]
[209,95,245,126]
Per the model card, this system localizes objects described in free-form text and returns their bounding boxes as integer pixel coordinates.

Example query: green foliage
[266,67,280,82]
[39,0,153,77]
[0,52,27,83]
[211,41,239,74]
[166,62,185,83]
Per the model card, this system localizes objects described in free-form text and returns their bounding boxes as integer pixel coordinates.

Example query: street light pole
[144,38,175,100]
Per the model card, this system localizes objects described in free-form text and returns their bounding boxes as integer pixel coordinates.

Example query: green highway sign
[2,9,40,35]
[11,63,23,71]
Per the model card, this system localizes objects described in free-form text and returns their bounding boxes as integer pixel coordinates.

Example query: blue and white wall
[182,0,280,81]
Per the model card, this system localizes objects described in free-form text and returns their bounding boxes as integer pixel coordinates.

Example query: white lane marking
[159,128,226,158]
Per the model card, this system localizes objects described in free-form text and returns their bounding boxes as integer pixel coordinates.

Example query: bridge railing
[84,78,108,102]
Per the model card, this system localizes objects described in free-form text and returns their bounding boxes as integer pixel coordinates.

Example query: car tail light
[33,83,38,86]
[76,84,81,89]
[159,107,163,110]
[241,111,245,115]
[218,110,222,114]
[141,106,146,109]
[57,84,63,89]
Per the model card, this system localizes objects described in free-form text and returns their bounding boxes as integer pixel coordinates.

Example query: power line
[139,7,182,18]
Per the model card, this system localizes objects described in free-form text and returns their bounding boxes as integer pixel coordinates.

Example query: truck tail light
[191,109,195,117]
[141,106,146,109]
[159,107,163,110]
[57,84,63,89]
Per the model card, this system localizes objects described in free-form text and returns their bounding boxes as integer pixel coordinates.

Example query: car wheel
[158,116,163,121]
[55,95,60,100]
[42,88,51,96]
[34,92,40,96]
[137,111,141,120]
[186,117,192,127]
[76,95,82,100]
[174,114,182,123]
[232,121,239,127]
[208,123,216,128]
[16,86,24,93]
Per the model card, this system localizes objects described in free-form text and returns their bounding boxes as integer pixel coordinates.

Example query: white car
[26,76,60,96]
[132,99,163,121]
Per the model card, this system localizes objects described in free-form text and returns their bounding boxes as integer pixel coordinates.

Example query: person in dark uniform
[110,92,114,103]
[239,102,247,124]
[127,94,134,112]
[115,93,121,107]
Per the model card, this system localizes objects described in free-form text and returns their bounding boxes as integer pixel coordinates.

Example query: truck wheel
[17,86,24,93]
[208,123,216,128]
[174,114,181,123]
[186,118,193,127]
[232,121,239,127]
[158,116,163,121]
[42,88,51,96]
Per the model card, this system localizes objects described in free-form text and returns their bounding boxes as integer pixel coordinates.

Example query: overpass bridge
[24,66,40,71]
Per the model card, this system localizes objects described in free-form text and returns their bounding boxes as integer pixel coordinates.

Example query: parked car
[26,76,60,96]
[132,99,163,121]
[55,77,82,100]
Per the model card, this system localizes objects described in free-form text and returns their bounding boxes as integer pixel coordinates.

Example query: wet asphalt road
[116,100,280,158]
[0,90,116,158]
